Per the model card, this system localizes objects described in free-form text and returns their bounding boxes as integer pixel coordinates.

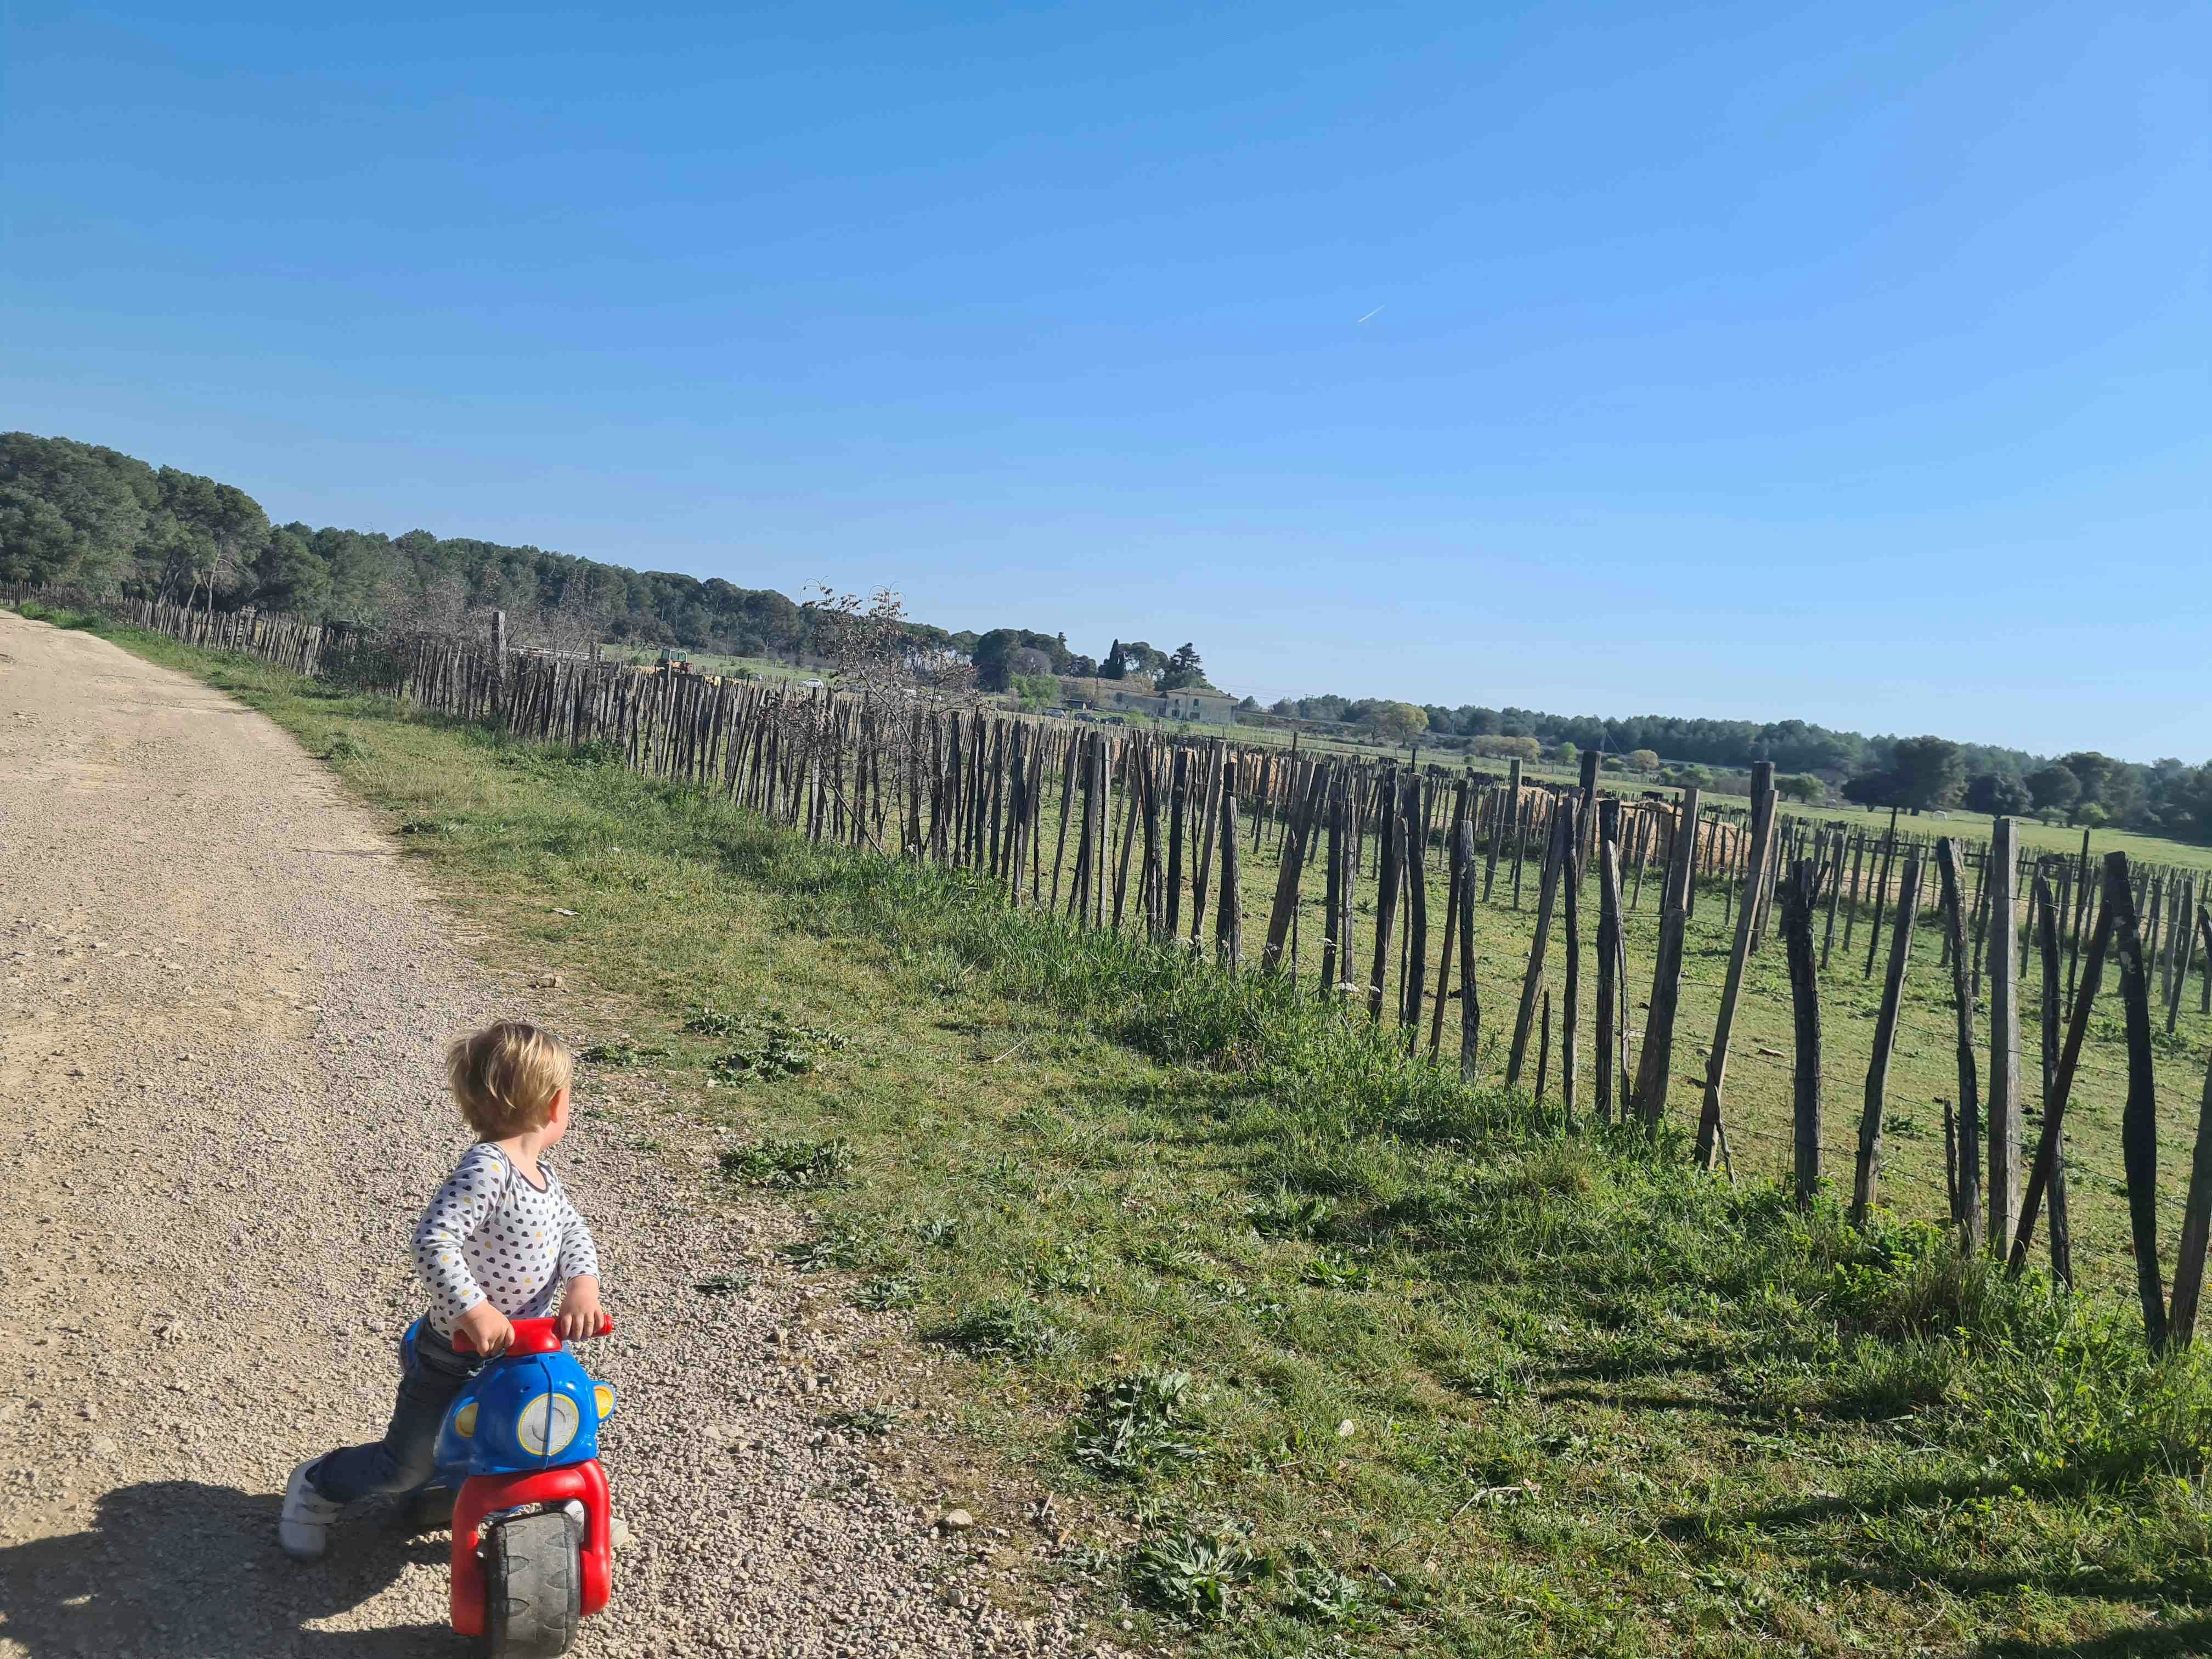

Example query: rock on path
[0,611,1085,1657]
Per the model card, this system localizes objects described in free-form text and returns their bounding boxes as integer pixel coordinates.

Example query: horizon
[3,2,2205,763]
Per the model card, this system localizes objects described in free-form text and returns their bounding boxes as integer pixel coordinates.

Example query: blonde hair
[446,1021,573,1139]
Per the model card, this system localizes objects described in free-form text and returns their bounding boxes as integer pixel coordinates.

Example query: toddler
[280,1020,608,1560]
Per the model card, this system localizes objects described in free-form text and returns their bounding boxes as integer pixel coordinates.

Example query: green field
[54,606,2212,1658]
[1187,788,2212,1316]
[1772,795,2212,877]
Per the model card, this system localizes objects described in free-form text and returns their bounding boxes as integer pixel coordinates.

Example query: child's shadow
[0,1480,458,1656]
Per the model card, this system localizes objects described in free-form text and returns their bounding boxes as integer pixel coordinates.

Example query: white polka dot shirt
[412,1143,601,1335]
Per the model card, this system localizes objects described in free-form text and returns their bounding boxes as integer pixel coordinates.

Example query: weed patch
[938,1297,1071,1361]
[1127,1516,1262,1620]
[579,1040,667,1066]
[719,1137,849,1189]
[1074,1370,1202,1480]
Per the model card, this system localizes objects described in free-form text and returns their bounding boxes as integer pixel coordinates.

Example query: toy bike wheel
[482,1510,582,1657]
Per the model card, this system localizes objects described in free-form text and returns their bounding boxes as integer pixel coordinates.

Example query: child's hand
[455,1301,515,1357]
[556,1276,607,1341]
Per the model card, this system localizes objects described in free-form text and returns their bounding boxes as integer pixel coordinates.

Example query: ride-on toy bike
[417,1313,618,1657]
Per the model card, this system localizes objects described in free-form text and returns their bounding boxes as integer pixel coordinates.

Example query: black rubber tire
[481,1510,582,1658]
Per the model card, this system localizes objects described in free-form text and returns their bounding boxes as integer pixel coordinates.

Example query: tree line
[8,430,2207,843]
[1263,701,2212,843]
[0,431,1079,670]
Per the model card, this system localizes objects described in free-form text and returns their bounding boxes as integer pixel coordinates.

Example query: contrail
[1357,305,1385,324]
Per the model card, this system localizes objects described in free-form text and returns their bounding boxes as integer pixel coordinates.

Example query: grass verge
[44,607,2212,1658]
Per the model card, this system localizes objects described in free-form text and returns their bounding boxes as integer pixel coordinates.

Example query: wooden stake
[2108,856,2169,1349]
[2034,874,2071,1287]
[1634,788,1700,1130]
[1695,763,1776,1171]
[2168,1050,2212,1347]
[1935,839,1984,1250]
[1595,802,1624,1123]
[1429,782,1469,1058]
[1216,757,1243,968]
[1402,774,1429,1041]
[1457,816,1482,1082]
[1779,856,1826,1210]
[1506,798,1572,1088]
[2010,856,2118,1276]
[1987,819,2023,1249]
[1368,771,1403,1022]
[1852,850,1922,1226]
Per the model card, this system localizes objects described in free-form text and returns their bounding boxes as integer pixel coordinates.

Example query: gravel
[0,612,1107,1657]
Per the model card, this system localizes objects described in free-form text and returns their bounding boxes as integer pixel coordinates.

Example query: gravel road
[0,612,1093,1657]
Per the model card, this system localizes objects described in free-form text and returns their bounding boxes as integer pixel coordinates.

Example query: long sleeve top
[411,1142,601,1334]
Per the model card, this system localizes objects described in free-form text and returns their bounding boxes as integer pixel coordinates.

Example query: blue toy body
[414,1321,618,1480]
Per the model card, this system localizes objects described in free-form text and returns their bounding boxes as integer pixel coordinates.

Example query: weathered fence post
[1368,771,1403,1020]
[1695,763,1775,1172]
[1191,742,1222,951]
[1779,857,1825,1209]
[1634,787,1700,1131]
[1216,757,1242,969]
[1576,748,1600,879]
[1506,797,1572,1089]
[1987,818,2023,1251]
[1852,849,1922,1226]
[1456,815,1481,1081]
[2033,874,2071,1285]
[1429,782,1469,1058]
[2010,855,2118,1277]
[2108,855,2168,1350]
[1262,764,1324,973]
[1401,774,1430,1042]
[1934,839,1984,1250]
[1561,796,1582,1127]
[2169,875,2198,1034]
[1595,800,1624,1122]
[1534,986,1553,1104]
[2168,1052,2212,1347]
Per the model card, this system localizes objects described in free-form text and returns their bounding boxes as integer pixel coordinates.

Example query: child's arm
[552,1186,605,1341]
[412,1148,513,1353]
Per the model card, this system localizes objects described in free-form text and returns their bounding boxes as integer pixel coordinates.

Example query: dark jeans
[311,1323,485,1503]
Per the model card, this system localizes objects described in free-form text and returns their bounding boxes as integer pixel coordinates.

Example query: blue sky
[3,2,2205,758]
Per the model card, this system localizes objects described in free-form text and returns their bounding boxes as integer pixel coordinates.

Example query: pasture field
[1773,796,2212,878]
[1210,788,2212,1316]
[50,609,2211,1659]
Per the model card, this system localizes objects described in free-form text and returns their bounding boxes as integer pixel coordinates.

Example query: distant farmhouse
[1056,676,1239,726]
[1126,686,1238,725]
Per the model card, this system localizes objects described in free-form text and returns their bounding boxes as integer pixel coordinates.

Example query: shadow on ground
[1976,1620,2212,1657]
[0,1481,455,1657]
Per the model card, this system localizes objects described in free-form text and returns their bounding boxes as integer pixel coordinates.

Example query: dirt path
[0,612,1085,1658]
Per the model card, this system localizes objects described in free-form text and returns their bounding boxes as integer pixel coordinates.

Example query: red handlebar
[452,1313,613,1356]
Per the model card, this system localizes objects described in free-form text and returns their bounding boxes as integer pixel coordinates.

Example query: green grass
[1774,796,2212,877]
[39,606,2212,1657]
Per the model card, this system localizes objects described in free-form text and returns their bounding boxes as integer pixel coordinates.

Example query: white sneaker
[279,1458,343,1560]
